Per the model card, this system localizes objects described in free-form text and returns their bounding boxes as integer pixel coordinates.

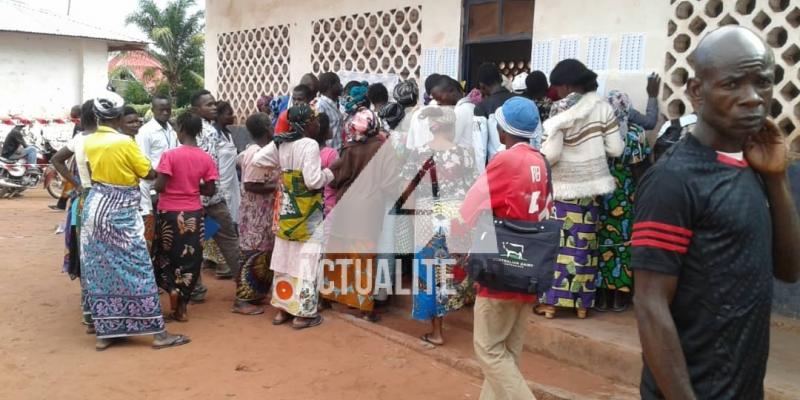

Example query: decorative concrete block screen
[216,25,291,122]
[310,5,423,80]
[664,0,800,140]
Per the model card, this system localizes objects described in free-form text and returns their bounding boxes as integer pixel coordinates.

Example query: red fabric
[716,153,749,168]
[275,110,291,134]
[631,230,691,246]
[633,221,693,237]
[457,143,550,302]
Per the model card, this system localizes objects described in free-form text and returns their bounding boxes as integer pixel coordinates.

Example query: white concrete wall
[532,0,671,113]
[205,0,462,97]
[0,32,109,118]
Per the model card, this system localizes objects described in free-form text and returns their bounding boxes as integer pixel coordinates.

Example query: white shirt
[136,118,178,214]
[66,133,92,189]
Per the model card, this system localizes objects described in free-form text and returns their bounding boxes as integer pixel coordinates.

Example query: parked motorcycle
[0,149,43,198]
[39,139,63,199]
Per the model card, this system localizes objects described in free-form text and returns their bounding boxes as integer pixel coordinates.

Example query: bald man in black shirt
[631,26,800,400]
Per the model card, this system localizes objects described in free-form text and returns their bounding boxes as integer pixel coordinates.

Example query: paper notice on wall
[421,47,459,80]
[421,48,438,80]
[558,37,581,62]
[586,35,610,72]
[440,47,459,79]
[531,39,554,73]
[619,33,646,71]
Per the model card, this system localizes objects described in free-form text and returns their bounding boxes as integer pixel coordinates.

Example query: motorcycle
[39,139,63,199]
[0,148,44,198]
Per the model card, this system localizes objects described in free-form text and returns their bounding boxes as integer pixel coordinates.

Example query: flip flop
[152,334,191,350]
[231,304,265,316]
[420,333,443,347]
[292,315,323,330]
[362,313,381,323]
[272,312,292,325]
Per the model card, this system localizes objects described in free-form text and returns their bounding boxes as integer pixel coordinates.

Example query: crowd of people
[49,25,799,400]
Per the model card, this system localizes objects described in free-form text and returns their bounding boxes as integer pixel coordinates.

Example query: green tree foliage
[124,80,152,105]
[126,0,204,107]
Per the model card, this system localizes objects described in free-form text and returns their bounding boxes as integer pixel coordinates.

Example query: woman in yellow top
[80,91,190,351]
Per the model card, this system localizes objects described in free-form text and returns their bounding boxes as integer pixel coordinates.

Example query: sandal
[292,315,324,330]
[420,333,443,346]
[272,311,292,325]
[232,302,265,316]
[163,313,188,323]
[152,334,191,350]
[95,338,114,351]
[534,304,556,319]
[86,324,96,335]
[361,313,381,323]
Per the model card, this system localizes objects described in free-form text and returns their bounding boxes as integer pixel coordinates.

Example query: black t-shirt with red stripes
[632,134,773,400]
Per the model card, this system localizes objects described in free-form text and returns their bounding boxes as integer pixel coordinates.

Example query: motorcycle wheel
[45,169,64,199]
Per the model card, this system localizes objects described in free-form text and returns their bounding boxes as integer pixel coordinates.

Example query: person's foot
[215,268,233,279]
[594,288,609,312]
[85,324,96,334]
[48,205,65,211]
[576,307,588,319]
[361,312,381,323]
[420,333,444,346]
[534,304,556,319]
[190,285,208,303]
[611,290,631,312]
[232,301,265,315]
[291,315,323,330]
[152,332,191,350]
[272,310,292,325]
[95,337,123,351]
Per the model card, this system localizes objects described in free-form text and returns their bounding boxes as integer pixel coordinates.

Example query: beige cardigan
[541,92,624,200]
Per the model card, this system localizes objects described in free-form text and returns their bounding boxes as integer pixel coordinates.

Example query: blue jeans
[10,146,37,165]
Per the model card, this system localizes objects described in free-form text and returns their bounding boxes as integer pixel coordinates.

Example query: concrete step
[380,293,800,400]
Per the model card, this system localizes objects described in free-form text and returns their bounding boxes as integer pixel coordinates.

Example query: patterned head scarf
[467,88,483,105]
[346,107,380,143]
[343,82,370,115]
[607,90,632,136]
[378,102,405,129]
[393,79,419,107]
[275,103,317,145]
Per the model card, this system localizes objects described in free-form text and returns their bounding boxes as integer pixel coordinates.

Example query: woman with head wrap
[323,107,394,321]
[342,82,370,115]
[536,59,625,319]
[389,79,420,162]
[252,103,334,329]
[400,105,477,346]
[595,90,651,313]
[81,91,190,350]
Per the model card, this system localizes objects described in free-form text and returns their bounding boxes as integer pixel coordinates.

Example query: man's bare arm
[634,270,696,400]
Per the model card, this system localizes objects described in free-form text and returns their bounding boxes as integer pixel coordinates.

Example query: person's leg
[473,297,535,400]
[22,146,37,166]
[205,202,240,278]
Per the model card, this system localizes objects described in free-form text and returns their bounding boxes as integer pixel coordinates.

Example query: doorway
[461,0,535,89]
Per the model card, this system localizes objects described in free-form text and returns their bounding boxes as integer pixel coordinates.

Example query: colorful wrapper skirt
[271,272,319,317]
[411,234,471,321]
[81,183,165,339]
[598,162,635,292]
[154,210,204,303]
[541,197,600,309]
[323,239,377,312]
[236,250,273,302]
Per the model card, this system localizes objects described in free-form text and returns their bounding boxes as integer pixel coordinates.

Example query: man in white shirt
[136,95,178,237]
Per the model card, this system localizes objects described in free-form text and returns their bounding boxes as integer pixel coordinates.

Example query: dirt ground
[0,190,481,400]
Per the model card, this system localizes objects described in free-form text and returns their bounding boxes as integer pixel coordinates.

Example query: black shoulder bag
[466,159,562,295]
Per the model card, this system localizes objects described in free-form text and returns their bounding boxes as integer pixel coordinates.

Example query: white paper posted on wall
[618,33,646,71]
